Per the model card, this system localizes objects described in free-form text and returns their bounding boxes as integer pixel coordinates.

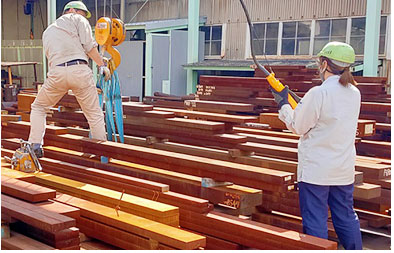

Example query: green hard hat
[317,41,355,67]
[64,1,91,18]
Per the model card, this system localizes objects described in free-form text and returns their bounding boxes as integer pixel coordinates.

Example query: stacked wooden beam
[1,177,81,250]
[1,164,207,250]
[1,123,341,249]
[0,154,337,250]
[142,91,195,109]
[122,102,252,149]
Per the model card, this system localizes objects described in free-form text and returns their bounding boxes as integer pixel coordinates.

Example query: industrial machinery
[5,140,42,173]
[95,17,126,143]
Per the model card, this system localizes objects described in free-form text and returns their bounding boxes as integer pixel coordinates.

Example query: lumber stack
[0,163,206,250]
[122,102,252,149]
[1,177,81,250]
[143,91,196,109]
[259,113,377,138]
[1,126,338,250]
[0,153,337,250]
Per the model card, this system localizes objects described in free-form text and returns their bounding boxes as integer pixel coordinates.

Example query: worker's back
[297,75,361,185]
[42,13,97,69]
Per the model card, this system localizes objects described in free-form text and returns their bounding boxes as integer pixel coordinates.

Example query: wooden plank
[0,162,36,184]
[252,211,338,239]
[353,183,381,200]
[80,240,120,250]
[47,134,295,192]
[77,217,175,250]
[184,100,255,112]
[17,93,37,112]
[123,109,175,118]
[34,200,80,219]
[363,178,391,189]
[154,107,259,124]
[356,140,391,158]
[124,115,227,131]
[122,102,154,111]
[1,114,21,122]
[40,145,257,214]
[179,210,337,250]
[1,231,55,250]
[361,102,391,113]
[53,193,206,250]
[355,209,391,228]
[182,227,242,250]
[33,172,180,226]
[10,223,80,249]
[260,113,377,137]
[3,120,68,135]
[1,175,56,203]
[39,156,169,192]
[1,194,76,233]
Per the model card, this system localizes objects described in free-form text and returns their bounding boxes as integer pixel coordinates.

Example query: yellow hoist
[94,17,126,73]
[94,17,126,144]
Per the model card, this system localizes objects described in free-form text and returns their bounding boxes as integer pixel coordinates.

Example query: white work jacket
[279,75,361,185]
[43,13,98,69]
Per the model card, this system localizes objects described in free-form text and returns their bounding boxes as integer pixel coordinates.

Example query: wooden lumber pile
[259,112,377,138]
[143,91,195,109]
[1,127,339,249]
[1,163,206,250]
[40,134,296,192]
[1,178,81,250]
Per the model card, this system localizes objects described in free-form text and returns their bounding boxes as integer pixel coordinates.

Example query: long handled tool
[95,17,126,143]
[239,0,298,109]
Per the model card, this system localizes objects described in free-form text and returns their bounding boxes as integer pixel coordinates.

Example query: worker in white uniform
[270,41,362,250]
[28,1,111,157]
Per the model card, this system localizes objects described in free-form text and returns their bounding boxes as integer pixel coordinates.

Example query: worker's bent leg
[298,182,330,239]
[68,65,106,141]
[328,184,362,250]
[28,67,68,144]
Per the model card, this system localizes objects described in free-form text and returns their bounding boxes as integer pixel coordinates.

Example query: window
[281,21,311,55]
[252,22,279,55]
[350,17,366,55]
[348,16,387,55]
[379,16,387,55]
[245,16,388,57]
[201,25,222,56]
[313,19,347,54]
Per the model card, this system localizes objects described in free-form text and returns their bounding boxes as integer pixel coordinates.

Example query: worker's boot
[31,143,44,158]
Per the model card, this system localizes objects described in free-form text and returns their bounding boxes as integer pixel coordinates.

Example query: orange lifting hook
[95,17,126,73]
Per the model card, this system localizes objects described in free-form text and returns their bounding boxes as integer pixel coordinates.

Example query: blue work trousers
[298,182,362,250]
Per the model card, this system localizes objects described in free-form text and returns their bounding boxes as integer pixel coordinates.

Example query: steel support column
[363,0,381,76]
[186,0,200,94]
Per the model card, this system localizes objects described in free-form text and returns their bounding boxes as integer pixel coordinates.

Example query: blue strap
[113,71,124,143]
[95,70,125,143]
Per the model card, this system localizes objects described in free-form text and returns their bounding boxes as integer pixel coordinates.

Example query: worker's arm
[278,87,322,135]
[87,47,111,81]
[87,47,105,66]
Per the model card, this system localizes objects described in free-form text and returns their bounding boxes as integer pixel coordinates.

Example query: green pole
[145,32,153,96]
[43,0,57,82]
[363,0,381,76]
[186,0,200,94]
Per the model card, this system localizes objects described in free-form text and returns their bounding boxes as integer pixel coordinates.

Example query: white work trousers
[28,64,106,144]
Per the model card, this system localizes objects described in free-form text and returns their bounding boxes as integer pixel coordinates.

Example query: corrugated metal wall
[125,0,390,60]
[1,40,45,87]
[1,0,47,40]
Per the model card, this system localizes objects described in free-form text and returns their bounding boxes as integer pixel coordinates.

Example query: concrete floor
[335,227,391,250]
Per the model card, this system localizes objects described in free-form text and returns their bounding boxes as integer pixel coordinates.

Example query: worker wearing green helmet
[271,41,362,250]
[28,1,110,158]
[63,1,92,19]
